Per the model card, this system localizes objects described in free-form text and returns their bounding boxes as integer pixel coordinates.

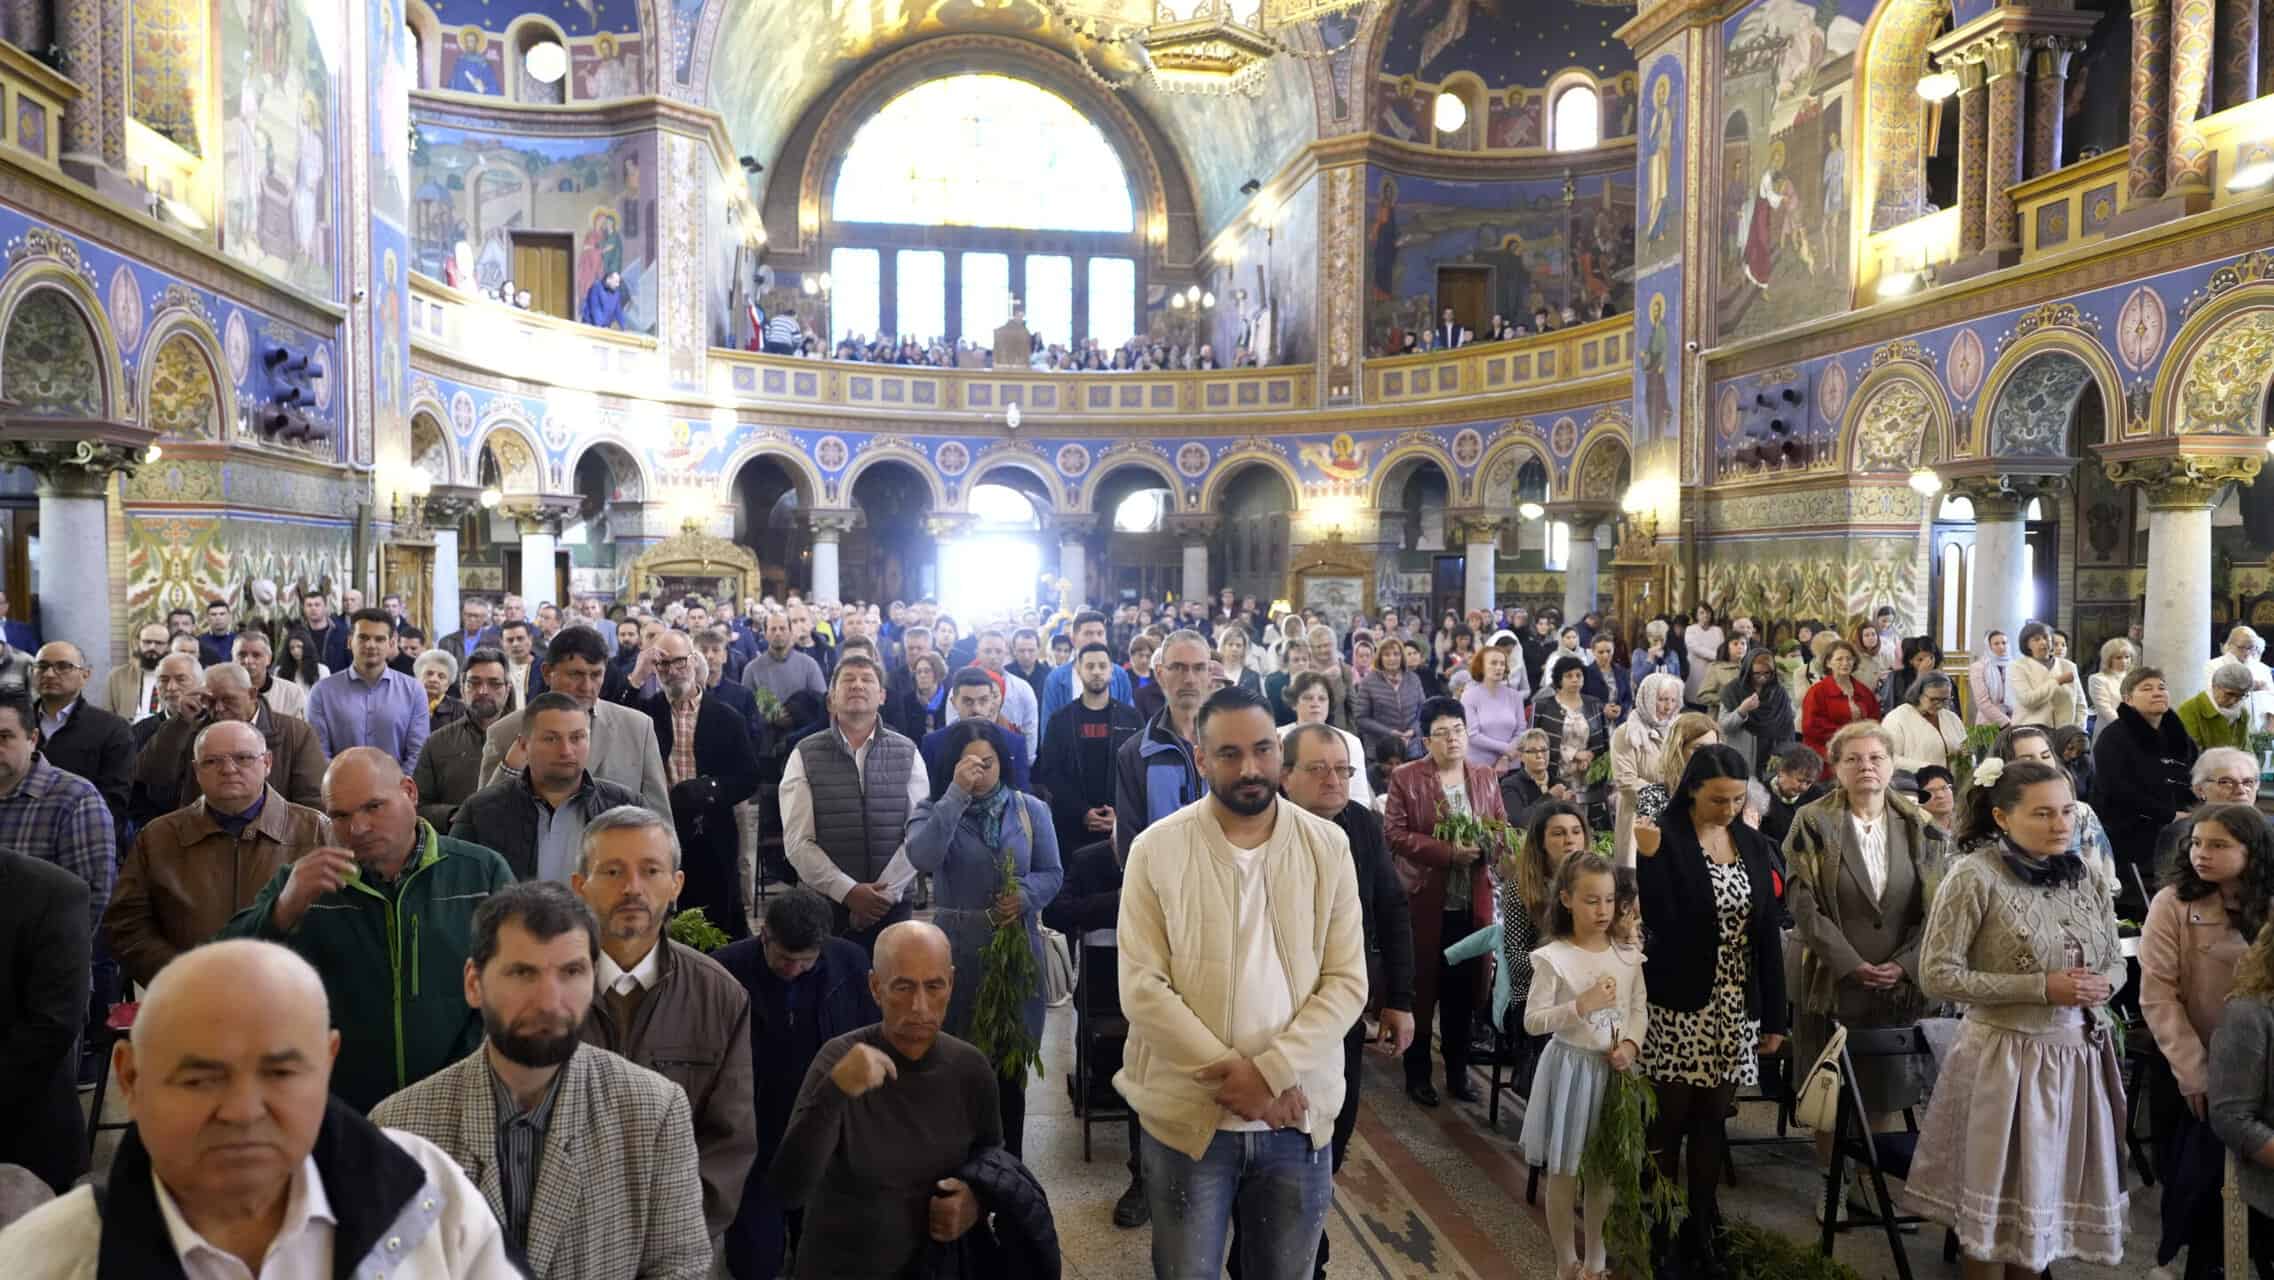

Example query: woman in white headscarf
[1610,671,1688,865]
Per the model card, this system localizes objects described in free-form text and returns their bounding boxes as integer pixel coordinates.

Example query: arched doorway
[846,459,935,605]
[570,442,643,605]
[1373,453,1456,621]
[1090,462,1180,605]
[944,473,1047,619]
[733,454,812,601]
[1210,462,1293,609]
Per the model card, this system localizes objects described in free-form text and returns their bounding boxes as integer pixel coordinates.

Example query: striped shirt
[488,1056,562,1262]
[0,755,115,938]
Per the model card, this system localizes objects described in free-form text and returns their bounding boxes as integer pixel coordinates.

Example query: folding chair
[1816,1022,1938,1280]
[1075,937,1131,1162]
[85,1002,137,1162]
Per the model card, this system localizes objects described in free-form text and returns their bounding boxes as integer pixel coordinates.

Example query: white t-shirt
[1220,836,1295,1132]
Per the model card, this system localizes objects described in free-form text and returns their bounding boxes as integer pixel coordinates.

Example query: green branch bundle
[1433,810,1517,857]
[665,907,730,953]
[1579,1068,1686,1280]
[969,849,1044,1083]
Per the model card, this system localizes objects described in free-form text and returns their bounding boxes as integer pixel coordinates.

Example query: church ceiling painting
[1375,0,1634,87]
[219,0,339,297]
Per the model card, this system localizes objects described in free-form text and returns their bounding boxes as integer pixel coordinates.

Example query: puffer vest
[797,725,918,884]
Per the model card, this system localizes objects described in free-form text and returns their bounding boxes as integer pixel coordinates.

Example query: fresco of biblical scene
[410,124,658,335]
[1635,51,1683,273]
[1715,0,1874,342]
[219,0,339,296]
[1373,0,1635,146]
[424,0,644,98]
[1364,166,1634,355]
[1205,175,1319,366]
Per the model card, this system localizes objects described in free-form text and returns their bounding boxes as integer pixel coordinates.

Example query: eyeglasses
[1427,726,1469,742]
[1296,763,1357,779]
[2205,776,2258,792]
[31,661,79,673]
[196,752,264,772]
[654,656,692,671]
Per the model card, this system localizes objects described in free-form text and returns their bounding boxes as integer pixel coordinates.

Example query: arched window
[1551,84,1600,152]
[825,74,1143,348]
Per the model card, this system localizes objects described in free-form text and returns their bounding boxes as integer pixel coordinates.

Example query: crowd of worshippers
[751,319,1267,372]
[3,581,2274,1278]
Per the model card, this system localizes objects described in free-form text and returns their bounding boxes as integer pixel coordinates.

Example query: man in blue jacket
[579,269,626,330]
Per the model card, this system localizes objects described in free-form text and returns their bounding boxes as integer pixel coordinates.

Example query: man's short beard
[483,1005,580,1068]
[1215,775,1276,816]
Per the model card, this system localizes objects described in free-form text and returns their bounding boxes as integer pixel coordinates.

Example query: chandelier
[1044,0,1376,97]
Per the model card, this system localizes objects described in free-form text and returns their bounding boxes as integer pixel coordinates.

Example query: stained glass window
[833,75,1135,232]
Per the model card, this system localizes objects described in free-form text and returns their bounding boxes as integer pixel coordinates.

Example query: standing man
[130,663,326,824]
[1035,642,1141,858]
[414,646,512,831]
[104,621,172,720]
[196,600,236,668]
[32,641,133,830]
[438,598,501,665]
[779,655,929,949]
[306,608,430,774]
[449,692,641,882]
[1117,687,1367,1279]
[0,587,36,653]
[742,611,828,731]
[370,881,710,1279]
[0,689,115,943]
[294,588,349,673]
[498,619,545,713]
[1043,611,1132,721]
[1008,628,1051,703]
[478,625,670,814]
[975,630,1038,763]
[220,747,516,1111]
[0,843,88,1195]
[788,602,834,678]
[572,806,757,1244]
[234,631,306,721]
[133,652,206,753]
[643,632,760,938]
[1112,630,1213,863]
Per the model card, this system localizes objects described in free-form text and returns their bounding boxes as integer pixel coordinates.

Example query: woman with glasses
[1882,672,1966,776]
[1499,728,1568,824]
[1385,696,1507,1107]
[1280,671,1373,808]
[1533,656,1608,809]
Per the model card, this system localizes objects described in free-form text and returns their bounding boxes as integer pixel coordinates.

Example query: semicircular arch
[1080,451,1183,514]
[471,410,547,495]
[1197,450,1303,516]
[1568,430,1633,503]
[965,449,1069,516]
[0,265,123,418]
[137,310,236,442]
[2153,282,2274,437]
[564,434,653,503]
[1366,440,1459,509]
[1472,428,1552,504]
[410,409,455,486]
[837,443,948,511]
[1976,336,2115,461]
[1840,362,1950,473]
[714,435,823,508]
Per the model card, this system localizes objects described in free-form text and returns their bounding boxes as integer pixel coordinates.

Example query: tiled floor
[1028,1004,2173,1278]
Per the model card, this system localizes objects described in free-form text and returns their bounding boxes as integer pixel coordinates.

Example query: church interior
[2,0,2272,1275]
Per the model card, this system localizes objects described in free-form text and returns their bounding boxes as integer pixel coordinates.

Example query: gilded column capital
[2104,453,2265,509]
[420,483,483,527]
[0,416,158,498]
[1542,500,1619,535]
[1443,510,1510,545]
[1944,469,2071,518]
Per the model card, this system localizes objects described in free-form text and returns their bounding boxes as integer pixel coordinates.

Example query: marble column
[1953,482,2032,659]
[2220,0,2260,109]
[0,422,153,667]
[2110,455,2264,702]
[1983,37,2028,250]
[1459,519,1500,616]
[1563,522,1602,624]
[2131,0,2172,200]
[809,512,855,605]
[2026,41,2077,179]
[510,500,576,610]
[1956,59,1990,257]
[2170,0,2217,194]
[1053,515,1097,609]
[422,486,480,641]
[1181,537,1209,606]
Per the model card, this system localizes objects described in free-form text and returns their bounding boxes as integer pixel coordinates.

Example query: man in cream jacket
[1115,685,1368,1280]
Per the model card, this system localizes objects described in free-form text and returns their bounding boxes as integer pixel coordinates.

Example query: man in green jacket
[2176,662,2256,753]
[222,746,515,1112]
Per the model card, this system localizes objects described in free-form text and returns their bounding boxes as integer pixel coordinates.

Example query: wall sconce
[1908,467,1945,496]
[1518,501,1545,521]
[1915,71,1959,102]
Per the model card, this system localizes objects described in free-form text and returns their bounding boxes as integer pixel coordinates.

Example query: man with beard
[373,880,709,1278]
[413,647,511,831]
[105,622,172,721]
[1036,643,1142,858]
[221,747,515,1112]
[1116,686,1365,1279]
[573,806,756,1245]
[640,631,760,938]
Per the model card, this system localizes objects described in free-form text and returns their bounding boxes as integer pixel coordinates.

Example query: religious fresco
[428,17,645,100]
[425,0,643,36]
[1373,73,1635,150]
[1375,0,1633,86]
[1136,57,1316,242]
[409,122,658,335]
[373,0,413,218]
[2,290,104,418]
[129,0,206,155]
[1634,266,1679,447]
[1363,164,1634,354]
[1714,0,1874,343]
[1206,174,1319,366]
[1635,50,1682,275]
[219,0,340,297]
[145,331,222,438]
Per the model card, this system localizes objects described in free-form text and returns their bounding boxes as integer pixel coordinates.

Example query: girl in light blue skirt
[1520,853,1648,1280]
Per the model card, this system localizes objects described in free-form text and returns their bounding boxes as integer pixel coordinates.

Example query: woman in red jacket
[1385,695,1507,1108]
[1800,639,1882,758]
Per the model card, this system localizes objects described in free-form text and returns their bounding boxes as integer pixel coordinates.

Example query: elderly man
[0,844,90,1194]
[232,630,306,721]
[438,598,502,665]
[643,631,760,938]
[920,667,1032,794]
[32,641,133,829]
[1118,687,1366,1279]
[0,940,506,1275]
[133,651,206,752]
[781,655,930,949]
[131,662,325,825]
[105,719,331,990]
[221,747,515,1111]
[716,888,878,1279]
[415,646,511,831]
[572,806,756,1242]
[1112,630,1214,864]
[766,920,998,1280]
[104,621,172,721]
[479,625,669,814]
[306,608,429,773]
[372,881,710,1279]
[2177,661,2258,752]
[2209,624,2274,733]
[451,691,642,882]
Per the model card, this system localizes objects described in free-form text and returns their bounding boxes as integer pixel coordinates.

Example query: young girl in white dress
[1520,851,1649,1280]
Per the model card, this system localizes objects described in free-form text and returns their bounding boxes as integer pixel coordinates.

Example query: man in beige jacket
[1116,685,1367,1280]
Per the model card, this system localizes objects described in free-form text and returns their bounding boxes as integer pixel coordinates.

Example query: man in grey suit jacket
[372,880,709,1279]
[476,625,669,814]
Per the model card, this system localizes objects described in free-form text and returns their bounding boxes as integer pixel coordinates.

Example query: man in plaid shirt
[0,688,114,939]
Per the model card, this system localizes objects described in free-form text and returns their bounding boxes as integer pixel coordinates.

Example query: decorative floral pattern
[2,290,103,417]
[145,331,218,437]
[1986,354,2093,456]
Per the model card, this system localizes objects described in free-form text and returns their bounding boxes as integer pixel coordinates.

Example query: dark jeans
[1140,1125,1333,1280]
[1001,1068,1028,1161]
[1227,1022,1365,1280]
[830,896,913,954]
[1406,909,1479,1088]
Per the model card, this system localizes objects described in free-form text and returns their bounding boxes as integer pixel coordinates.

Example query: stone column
[1950,479,2033,658]
[508,499,578,611]
[808,511,856,605]
[2131,0,2172,200]
[0,420,155,667]
[422,485,480,641]
[1053,515,1097,608]
[2169,0,2216,194]
[1168,516,1220,607]
[1450,516,1502,616]
[2219,0,2260,108]
[1955,58,1990,258]
[1547,503,1614,625]
[2026,40,2078,179]
[1983,36,2028,251]
[2109,454,2264,702]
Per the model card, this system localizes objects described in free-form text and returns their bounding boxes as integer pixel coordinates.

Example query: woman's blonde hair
[1656,712,1720,784]
[2231,919,2274,1002]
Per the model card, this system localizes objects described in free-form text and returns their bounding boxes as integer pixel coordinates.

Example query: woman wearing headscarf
[1611,672,1686,864]
[1966,628,2014,728]
[1718,649,1797,780]
[1683,603,1725,705]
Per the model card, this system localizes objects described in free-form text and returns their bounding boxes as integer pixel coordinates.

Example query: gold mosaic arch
[138,311,235,441]
[1079,452,1183,514]
[1470,429,1553,504]
[713,437,823,507]
[963,449,1068,517]
[1197,449,1303,516]
[1972,327,2124,455]
[564,436,652,503]
[1570,431,1632,502]
[834,442,948,511]
[471,413,546,494]
[1840,361,1950,473]
[0,263,122,418]
[1854,0,1943,241]
[2153,284,2274,437]
[1365,440,1459,509]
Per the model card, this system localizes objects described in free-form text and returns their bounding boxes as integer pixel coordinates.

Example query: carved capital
[0,417,158,499]
[923,512,976,540]
[420,483,483,526]
[1442,510,1510,546]
[806,509,858,540]
[503,496,581,537]
[1543,500,1619,536]
[1942,465,2071,518]
[1166,514,1221,544]
[2104,453,2265,509]
[1047,513,1102,539]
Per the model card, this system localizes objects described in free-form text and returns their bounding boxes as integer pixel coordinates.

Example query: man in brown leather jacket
[129,663,325,825]
[103,719,330,988]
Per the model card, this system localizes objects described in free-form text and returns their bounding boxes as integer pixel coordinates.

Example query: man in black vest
[777,654,929,951]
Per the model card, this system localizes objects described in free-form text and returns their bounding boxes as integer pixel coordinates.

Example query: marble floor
[1023,1004,2171,1279]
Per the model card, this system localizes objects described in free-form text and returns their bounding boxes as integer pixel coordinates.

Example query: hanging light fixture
[523,40,569,85]
[1908,468,1945,496]
[1915,70,1960,102]
[479,486,504,509]
[1433,91,1469,134]
[1138,0,1274,94]
[1518,501,1545,521]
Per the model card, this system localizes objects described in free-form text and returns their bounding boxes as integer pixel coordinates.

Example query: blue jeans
[1140,1125,1333,1280]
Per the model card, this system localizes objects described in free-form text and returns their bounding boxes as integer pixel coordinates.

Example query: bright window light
[961,252,1010,343]
[833,74,1135,232]
[1114,489,1168,533]
[895,250,945,343]
[969,483,1038,527]
[828,248,880,344]
[1088,257,1136,351]
[1545,521,1571,570]
[939,535,1042,621]
[1025,255,1073,349]
[1552,86,1600,152]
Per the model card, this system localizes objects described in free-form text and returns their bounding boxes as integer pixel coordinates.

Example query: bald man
[767,920,997,1280]
[220,747,515,1111]
[0,939,507,1275]
[105,720,332,990]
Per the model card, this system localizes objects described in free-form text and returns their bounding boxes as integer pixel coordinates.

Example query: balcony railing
[1362,315,1630,403]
